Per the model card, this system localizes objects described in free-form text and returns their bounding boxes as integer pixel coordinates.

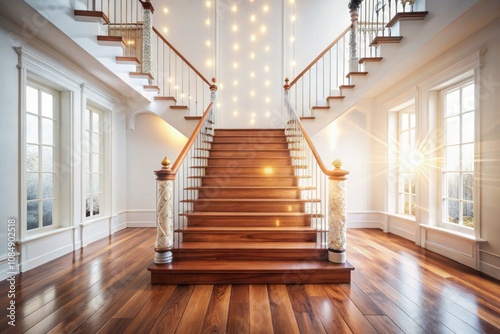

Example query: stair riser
[181,232,316,242]
[197,188,302,199]
[214,130,285,137]
[206,158,292,167]
[213,136,287,143]
[201,167,295,176]
[173,248,326,261]
[209,150,290,158]
[187,216,311,227]
[193,201,305,212]
[201,177,298,186]
[210,143,289,150]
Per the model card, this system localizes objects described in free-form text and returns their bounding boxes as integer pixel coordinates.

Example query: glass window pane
[42,200,53,227]
[91,154,100,173]
[463,202,474,228]
[85,109,91,131]
[41,91,53,118]
[42,118,54,145]
[462,83,475,112]
[401,113,409,131]
[402,173,409,193]
[92,111,100,132]
[42,146,53,172]
[410,114,416,128]
[445,116,460,145]
[447,199,459,224]
[445,89,460,117]
[86,196,92,217]
[93,194,100,216]
[462,143,474,171]
[27,201,39,230]
[27,173,39,200]
[26,86,38,114]
[410,173,416,194]
[42,173,53,198]
[27,144,39,172]
[446,173,460,199]
[463,173,474,201]
[92,175,100,193]
[91,133,100,152]
[445,146,459,171]
[462,111,474,143]
[410,196,416,216]
[27,114,39,143]
[404,194,410,215]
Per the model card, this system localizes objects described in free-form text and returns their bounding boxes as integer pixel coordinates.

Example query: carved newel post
[153,157,175,264]
[328,159,350,263]
[140,0,154,82]
[348,1,361,73]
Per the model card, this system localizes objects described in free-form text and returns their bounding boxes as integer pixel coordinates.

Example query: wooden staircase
[148,129,354,284]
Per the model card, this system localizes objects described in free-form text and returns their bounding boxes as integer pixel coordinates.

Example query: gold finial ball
[161,156,171,169]
[332,159,342,170]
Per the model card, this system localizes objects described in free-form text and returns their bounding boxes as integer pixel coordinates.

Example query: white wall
[125,113,187,226]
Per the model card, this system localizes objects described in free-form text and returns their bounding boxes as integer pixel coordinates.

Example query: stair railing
[153,82,217,264]
[283,85,350,264]
[152,28,214,116]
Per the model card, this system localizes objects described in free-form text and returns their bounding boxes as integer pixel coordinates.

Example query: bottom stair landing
[148,258,354,285]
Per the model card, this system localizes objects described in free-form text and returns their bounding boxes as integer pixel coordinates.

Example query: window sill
[80,215,111,227]
[419,224,486,242]
[18,226,76,244]
[387,212,416,222]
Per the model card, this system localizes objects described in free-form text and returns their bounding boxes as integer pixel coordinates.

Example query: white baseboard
[126,210,156,228]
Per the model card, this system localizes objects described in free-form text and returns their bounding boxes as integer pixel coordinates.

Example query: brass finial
[161,156,171,170]
[284,78,290,90]
[332,159,342,170]
[210,77,217,91]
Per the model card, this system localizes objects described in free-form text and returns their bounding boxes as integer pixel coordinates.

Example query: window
[398,111,416,216]
[441,81,475,230]
[25,83,59,231]
[84,106,104,218]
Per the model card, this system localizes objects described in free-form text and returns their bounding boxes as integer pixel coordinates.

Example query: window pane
[26,86,38,114]
[42,118,54,145]
[42,146,53,172]
[445,146,459,171]
[86,195,92,218]
[42,199,53,227]
[402,173,409,193]
[445,116,460,145]
[92,175,100,193]
[91,154,100,173]
[462,83,475,112]
[463,202,474,228]
[463,173,474,201]
[462,111,474,143]
[27,114,39,143]
[41,91,53,118]
[445,89,460,117]
[446,173,460,199]
[27,173,39,200]
[27,201,39,230]
[462,143,474,171]
[42,173,53,198]
[85,109,91,131]
[410,195,416,216]
[27,144,39,172]
[447,199,459,224]
[401,113,409,131]
[410,173,415,194]
[93,194,100,216]
[91,133,100,152]
[92,111,100,132]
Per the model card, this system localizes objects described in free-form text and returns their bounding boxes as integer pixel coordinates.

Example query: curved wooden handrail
[152,27,212,87]
[287,25,351,89]
[171,102,213,173]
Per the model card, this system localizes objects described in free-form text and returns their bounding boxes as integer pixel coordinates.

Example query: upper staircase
[148,129,354,284]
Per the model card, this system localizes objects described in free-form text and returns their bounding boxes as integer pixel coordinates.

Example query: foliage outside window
[25,84,58,231]
[84,106,103,218]
[441,82,475,229]
[398,111,416,216]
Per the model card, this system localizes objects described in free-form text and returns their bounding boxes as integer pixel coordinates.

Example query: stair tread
[178,241,324,249]
[184,212,317,217]
[149,260,353,272]
[187,198,319,203]
[178,226,316,232]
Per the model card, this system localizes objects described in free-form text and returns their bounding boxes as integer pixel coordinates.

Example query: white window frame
[397,109,417,217]
[439,79,476,234]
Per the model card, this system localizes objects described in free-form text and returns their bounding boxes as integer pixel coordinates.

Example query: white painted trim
[17,226,76,244]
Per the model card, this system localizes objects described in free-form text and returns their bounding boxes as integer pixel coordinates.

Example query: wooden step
[209,141,290,150]
[189,198,318,212]
[185,212,313,227]
[202,156,296,167]
[214,129,285,137]
[190,186,310,199]
[198,175,302,186]
[213,135,287,143]
[74,10,109,24]
[179,226,317,242]
[207,149,291,158]
[115,56,140,65]
[370,36,403,46]
[97,35,125,48]
[148,259,354,284]
[359,57,383,64]
[386,11,429,28]
[192,165,303,176]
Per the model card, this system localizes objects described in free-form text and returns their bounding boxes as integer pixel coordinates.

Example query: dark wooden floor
[1,228,499,333]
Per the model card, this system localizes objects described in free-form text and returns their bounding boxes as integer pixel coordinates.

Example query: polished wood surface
[1,228,498,333]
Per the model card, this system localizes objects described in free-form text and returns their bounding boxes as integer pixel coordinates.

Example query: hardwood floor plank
[201,285,232,334]
[365,315,404,334]
[286,284,326,333]
[340,281,384,316]
[175,285,214,333]
[267,285,300,334]
[226,285,250,333]
[249,285,274,334]
[308,296,353,334]
[148,285,195,334]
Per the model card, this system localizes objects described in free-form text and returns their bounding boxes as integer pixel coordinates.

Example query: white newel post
[153,157,175,264]
[349,8,359,73]
[328,160,350,263]
[141,0,154,82]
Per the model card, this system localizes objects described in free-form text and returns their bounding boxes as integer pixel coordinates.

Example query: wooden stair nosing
[300,116,315,120]
[154,96,177,102]
[185,116,202,121]
[369,36,403,46]
[311,106,330,110]
[359,57,383,64]
[115,56,140,65]
[144,85,160,92]
[130,72,154,81]
[74,10,110,24]
[170,105,189,110]
[97,35,125,47]
[327,95,345,100]
[181,198,320,204]
[386,11,429,28]
[346,71,369,79]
